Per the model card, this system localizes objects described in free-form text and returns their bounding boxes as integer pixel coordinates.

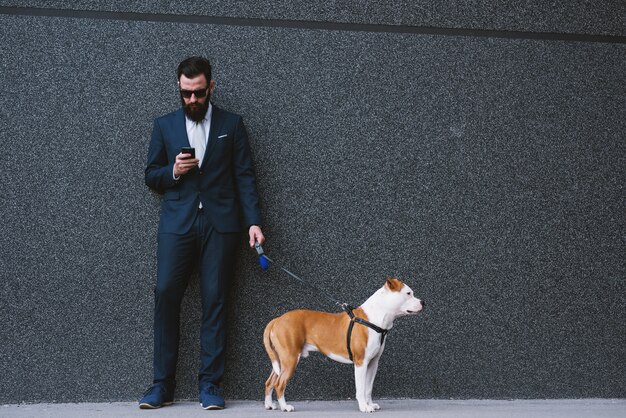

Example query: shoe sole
[139,401,173,409]
[201,403,225,410]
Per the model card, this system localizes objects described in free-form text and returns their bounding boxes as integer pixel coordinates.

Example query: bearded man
[140,56,265,410]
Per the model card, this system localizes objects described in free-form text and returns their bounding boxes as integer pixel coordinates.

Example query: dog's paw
[264,395,278,410]
[281,404,295,412]
[277,397,294,412]
[359,404,376,413]
[369,402,380,410]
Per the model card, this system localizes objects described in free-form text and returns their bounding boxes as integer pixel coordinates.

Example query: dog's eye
[406,291,412,296]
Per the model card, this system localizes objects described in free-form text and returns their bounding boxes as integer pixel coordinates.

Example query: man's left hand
[249,225,265,247]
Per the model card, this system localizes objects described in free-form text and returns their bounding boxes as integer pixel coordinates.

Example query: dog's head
[380,278,424,317]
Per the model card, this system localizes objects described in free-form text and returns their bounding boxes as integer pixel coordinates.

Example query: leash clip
[340,303,356,319]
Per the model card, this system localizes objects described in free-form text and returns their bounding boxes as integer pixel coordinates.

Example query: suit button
[199,171,203,175]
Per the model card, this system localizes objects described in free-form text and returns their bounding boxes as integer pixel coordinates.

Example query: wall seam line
[0,6,625,44]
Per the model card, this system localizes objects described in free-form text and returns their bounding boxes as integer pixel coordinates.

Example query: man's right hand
[174,152,199,177]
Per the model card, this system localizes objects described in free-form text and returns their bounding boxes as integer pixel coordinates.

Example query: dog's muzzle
[406,300,425,314]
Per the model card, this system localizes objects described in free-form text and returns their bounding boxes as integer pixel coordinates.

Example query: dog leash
[254,242,389,362]
[255,242,344,306]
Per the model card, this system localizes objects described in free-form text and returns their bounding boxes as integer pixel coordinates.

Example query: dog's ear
[385,278,402,292]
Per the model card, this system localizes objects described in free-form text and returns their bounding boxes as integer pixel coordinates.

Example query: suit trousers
[152,209,238,389]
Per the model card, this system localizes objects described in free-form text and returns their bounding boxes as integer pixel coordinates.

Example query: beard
[181,95,210,122]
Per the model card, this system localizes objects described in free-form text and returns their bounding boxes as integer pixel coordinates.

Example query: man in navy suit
[139,56,265,410]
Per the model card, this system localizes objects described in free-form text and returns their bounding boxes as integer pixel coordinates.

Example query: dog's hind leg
[263,320,282,410]
[275,355,299,412]
[264,371,279,410]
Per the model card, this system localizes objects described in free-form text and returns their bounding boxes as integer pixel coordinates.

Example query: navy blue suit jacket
[145,105,262,234]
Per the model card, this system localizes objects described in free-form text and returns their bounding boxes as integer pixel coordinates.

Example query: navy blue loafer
[200,385,225,410]
[139,383,174,409]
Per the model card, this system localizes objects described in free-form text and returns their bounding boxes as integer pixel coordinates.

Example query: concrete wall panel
[0,5,624,403]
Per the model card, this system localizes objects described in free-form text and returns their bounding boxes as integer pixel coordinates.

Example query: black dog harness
[342,304,389,362]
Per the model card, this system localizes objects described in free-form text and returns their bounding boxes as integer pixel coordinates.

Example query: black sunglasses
[180,87,209,99]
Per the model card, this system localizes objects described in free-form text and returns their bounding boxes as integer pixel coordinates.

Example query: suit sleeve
[232,117,263,228]
[145,118,178,192]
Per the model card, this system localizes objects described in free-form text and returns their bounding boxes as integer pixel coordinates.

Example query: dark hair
[177,56,212,82]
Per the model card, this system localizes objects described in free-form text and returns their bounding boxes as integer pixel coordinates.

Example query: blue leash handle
[254,241,270,270]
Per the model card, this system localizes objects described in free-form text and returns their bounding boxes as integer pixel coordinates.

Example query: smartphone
[180,147,195,158]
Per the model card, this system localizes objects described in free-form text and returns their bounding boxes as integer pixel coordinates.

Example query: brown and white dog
[263,278,424,413]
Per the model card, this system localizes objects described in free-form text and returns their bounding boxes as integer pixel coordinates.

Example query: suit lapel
[175,108,191,149]
[201,105,224,169]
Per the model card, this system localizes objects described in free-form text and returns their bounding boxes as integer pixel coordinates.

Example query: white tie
[190,122,206,209]
[190,122,206,166]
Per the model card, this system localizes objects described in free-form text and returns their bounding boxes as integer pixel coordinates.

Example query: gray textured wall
[1,1,625,404]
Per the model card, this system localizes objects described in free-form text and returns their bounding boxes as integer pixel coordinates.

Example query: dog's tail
[263,318,281,375]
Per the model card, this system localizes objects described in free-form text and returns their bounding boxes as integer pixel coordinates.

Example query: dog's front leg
[365,354,381,410]
[354,363,375,412]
